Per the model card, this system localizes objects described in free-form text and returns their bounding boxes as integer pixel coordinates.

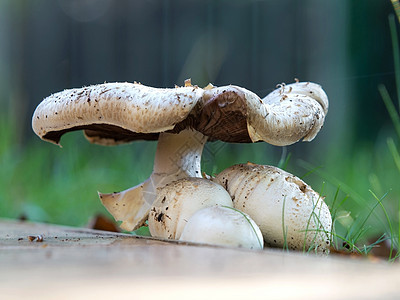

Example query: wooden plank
[0,218,399,299]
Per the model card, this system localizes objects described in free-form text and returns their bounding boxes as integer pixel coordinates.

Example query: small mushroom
[214,163,332,253]
[179,206,264,250]
[32,80,328,232]
[148,177,233,240]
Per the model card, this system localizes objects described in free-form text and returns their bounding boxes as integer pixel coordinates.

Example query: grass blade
[222,205,263,249]
[389,13,400,108]
[303,183,328,253]
[300,164,322,180]
[392,0,400,23]
[347,192,389,244]
[369,189,394,260]
[330,232,363,254]
[387,138,400,173]
[379,84,400,140]
[330,186,348,224]
[332,195,350,223]
[282,196,289,252]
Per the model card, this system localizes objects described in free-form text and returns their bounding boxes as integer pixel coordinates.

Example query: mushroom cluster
[32,79,331,252]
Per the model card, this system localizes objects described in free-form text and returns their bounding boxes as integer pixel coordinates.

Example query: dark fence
[0,0,395,155]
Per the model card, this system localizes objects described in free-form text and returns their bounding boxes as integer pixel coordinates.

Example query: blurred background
[0,0,399,250]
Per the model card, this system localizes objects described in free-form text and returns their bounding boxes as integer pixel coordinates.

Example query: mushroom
[179,206,264,250]
[148,177,233,240]
[32,82,206,231]
[214,163,332,253]
[32,80,328,232]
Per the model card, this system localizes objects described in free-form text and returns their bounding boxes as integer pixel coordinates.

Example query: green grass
[0,118,156,227]
[298,144,400,259]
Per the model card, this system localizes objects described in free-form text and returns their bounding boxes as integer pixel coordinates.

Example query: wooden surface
[0,218,399,299]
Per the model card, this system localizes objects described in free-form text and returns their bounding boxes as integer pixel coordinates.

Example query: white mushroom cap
[32,80,328,147]
[32,82,202,145]
[214,163,332,253]
[179,206,264,250]
[148,178,233,240]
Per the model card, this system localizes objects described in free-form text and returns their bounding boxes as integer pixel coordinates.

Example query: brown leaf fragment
[28,235,44,242]
[87,214,120,232]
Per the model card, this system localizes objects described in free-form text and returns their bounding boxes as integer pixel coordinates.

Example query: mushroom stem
[99,129,207,231]
[153,129,207,181]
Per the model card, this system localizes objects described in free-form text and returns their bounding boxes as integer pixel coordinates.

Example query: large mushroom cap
[32,80,328,147]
